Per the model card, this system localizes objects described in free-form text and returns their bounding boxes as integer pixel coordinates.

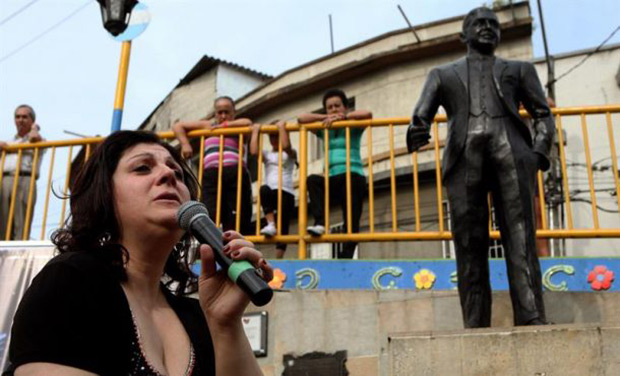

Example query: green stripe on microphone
[228,260,254,281]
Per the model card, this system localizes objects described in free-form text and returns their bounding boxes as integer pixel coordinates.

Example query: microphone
[177,201,273,307]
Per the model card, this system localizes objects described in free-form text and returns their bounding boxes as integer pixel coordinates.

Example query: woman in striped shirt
[173,96,253,234]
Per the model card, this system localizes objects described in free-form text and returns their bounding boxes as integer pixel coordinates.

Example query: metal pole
[536,0,555,101]
[397,5,421,43]
[111,40,132,132]
[63,130,90,138]
[329,14,334,54]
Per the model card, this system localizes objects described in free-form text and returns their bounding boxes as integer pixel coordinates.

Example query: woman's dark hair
[322,89,348,110]
[214,95,235,110]
[52,130,200,295]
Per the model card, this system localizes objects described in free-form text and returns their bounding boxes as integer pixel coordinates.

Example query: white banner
[0,241,55,372]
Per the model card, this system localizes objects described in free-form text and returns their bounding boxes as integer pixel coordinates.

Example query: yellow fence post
[298,125,308,259]
[256,131,264,236]
[366,127,375,233]
[555,115,574,229]
[605,112,620,218]
[389,124,398,232]
[40,146,56,240]
[580,113,600,228]
[345,127,353,234]
[433,121,444,233]
[22,148,40,240]
[5,150,23,240]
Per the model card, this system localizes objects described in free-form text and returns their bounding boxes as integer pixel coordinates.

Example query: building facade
[139,2,620,258]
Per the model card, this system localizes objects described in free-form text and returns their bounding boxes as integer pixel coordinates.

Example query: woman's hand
[198,231,273,329]
[323,112,345,128]
[180,144,193,159]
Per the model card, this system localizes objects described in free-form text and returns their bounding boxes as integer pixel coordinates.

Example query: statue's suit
[410,55,555,327]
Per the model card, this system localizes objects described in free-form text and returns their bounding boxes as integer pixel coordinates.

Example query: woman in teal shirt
[298,89,372,258]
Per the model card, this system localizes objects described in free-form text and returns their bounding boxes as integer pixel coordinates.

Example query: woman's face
[325,96,346,115]
[112,143,191,237]
[214,98,235,124]
[269,134,279,149]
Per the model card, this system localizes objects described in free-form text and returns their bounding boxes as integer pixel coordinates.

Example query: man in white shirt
[0,105,44,240]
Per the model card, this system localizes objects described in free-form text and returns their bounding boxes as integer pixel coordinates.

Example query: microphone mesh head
[177,201,209,230]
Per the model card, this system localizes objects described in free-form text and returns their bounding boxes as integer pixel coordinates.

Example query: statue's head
[460,7,500,54]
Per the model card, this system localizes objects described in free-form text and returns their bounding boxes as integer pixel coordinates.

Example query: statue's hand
[406,124,431,153]
[535,153,550,171]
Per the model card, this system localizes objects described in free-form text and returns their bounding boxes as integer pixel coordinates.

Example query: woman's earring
[98,232,111,247]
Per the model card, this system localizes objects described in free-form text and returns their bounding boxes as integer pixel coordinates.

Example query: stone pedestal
[389,324,620,376]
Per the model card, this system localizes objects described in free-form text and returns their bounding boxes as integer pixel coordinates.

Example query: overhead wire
[0,0,42,27]
[548,24,620,86]
[0,0,91,64]
[570,198,619,213]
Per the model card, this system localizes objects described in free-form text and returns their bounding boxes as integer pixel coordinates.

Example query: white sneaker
[260,222,277,237]
[306,224,325,236]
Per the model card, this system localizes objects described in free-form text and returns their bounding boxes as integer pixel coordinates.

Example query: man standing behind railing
[0,104,44,240]
[298,89,372,259]
[406,7,555,327]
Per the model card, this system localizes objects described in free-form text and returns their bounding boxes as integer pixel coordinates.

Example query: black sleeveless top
[6,252,214,376]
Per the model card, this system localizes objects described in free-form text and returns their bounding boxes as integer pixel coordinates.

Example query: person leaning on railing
[0,104,45,241]
[298,89,372,259]
[173,96,253,235]
[249,120,298,259]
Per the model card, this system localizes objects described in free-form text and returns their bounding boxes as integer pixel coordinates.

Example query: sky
[0,0,619,236]
[1,0,619,142]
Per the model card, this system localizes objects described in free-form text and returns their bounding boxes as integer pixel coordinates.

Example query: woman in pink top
[173,96,253,234]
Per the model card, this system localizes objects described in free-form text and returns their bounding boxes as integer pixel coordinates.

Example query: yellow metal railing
[0,137,102,241]
[1,105,619,260]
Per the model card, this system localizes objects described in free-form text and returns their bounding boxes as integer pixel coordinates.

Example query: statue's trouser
[445,114,546,328]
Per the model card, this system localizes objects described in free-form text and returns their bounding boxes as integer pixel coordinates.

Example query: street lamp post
[96,0,138,36]
[97,0,139,133]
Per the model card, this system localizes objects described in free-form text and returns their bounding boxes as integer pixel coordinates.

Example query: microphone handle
[190,216,273,307]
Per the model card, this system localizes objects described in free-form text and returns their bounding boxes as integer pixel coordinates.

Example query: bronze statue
[406,7,555,327]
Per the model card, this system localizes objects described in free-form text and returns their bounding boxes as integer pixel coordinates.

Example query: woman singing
[6,131,272,376]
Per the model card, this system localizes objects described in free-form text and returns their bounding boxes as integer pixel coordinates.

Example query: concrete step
[253,290,620,376]
[389,324,620,376]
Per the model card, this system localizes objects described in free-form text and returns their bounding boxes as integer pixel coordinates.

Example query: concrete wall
[534,45,620,256]
[251,290,620,376]
[237,5,531,109]
[144,69,217,132]
[217,64,267,102]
